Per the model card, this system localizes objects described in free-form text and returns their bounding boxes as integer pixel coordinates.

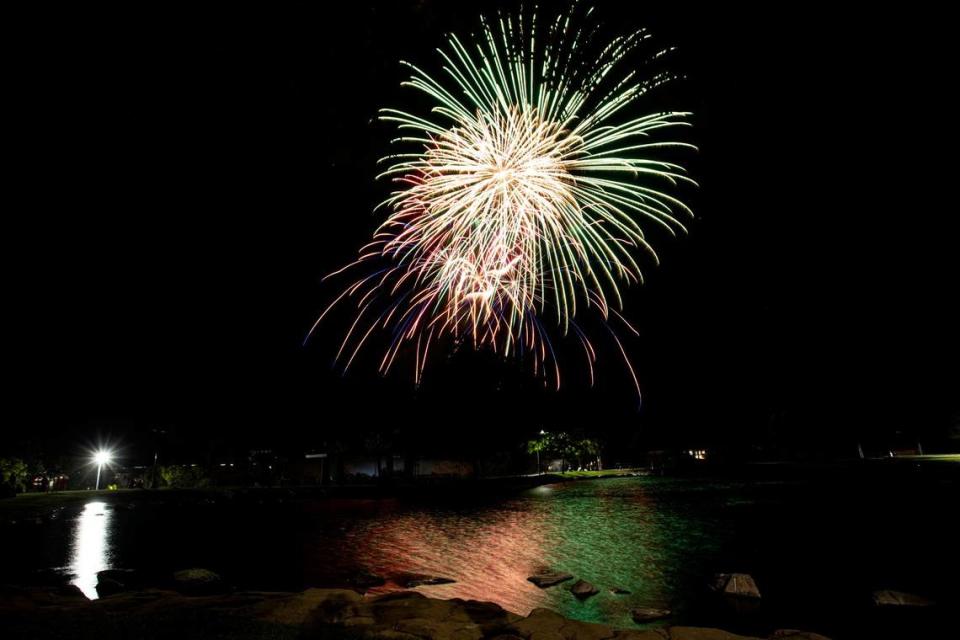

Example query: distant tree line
[526,431,603,472]
[0,457,29,497]
[157,464,211,488]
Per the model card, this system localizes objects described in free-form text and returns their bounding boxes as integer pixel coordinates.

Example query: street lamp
[537,430,547,475]
[93,450,113,491]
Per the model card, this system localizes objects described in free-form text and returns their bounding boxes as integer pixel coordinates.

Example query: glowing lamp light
[92,449,114,490]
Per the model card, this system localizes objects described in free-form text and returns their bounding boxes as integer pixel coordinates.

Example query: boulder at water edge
[172,568,226,595]
[396,573,457,588]
[631,607,671,623]
[711,573,761,599]
[871,589,933,607]
[527,572,574,588]
[570,579,600,599]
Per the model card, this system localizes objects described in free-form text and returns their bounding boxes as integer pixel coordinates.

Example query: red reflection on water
[348,500,555,615]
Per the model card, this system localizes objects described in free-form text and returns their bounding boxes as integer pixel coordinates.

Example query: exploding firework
[312,4,696,394]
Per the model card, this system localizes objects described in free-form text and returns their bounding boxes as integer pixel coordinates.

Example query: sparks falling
[312,4,696,394]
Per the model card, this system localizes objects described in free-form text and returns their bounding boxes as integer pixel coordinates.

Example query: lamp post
[538,430,546,475]
[93,450,112,491]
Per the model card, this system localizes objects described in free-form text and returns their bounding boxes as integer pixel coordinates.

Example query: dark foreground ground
[2,584,829,640]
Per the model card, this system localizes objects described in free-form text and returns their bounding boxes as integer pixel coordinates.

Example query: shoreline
[4,456,957,522]
[0,471,647,522]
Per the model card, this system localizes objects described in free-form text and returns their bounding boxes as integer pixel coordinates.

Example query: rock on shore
[527,572,574,588]
[172,568,226,595]
[630,607,670,623]
[712,573,761,599]
[569,580,600,599]
[871,590,934,607]
[1,585,829,640]
[396,573,457,588]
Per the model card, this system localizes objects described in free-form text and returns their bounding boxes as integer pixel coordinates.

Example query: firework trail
[312,3,696,394]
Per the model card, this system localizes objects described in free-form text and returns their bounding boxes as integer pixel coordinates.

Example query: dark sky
[8,2,958,461]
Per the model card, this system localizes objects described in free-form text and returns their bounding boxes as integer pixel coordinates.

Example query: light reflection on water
[341,480,719,626]
[12,473,954,638]
[51,480,722,622]
[67,501,112,599]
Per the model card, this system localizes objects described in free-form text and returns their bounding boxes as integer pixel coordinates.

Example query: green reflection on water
[522,478,727,627]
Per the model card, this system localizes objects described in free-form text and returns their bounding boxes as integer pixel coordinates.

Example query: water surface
[3,470,957,639]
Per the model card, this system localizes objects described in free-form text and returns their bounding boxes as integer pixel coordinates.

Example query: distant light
[92,449,114,491]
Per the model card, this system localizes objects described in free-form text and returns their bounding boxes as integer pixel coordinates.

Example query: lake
[2,463,957,639]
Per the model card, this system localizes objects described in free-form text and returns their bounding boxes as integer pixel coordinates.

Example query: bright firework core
[316,6,696,393]
[413,108,576,319]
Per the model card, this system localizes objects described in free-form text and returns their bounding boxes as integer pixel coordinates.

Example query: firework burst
[312,4,696,394]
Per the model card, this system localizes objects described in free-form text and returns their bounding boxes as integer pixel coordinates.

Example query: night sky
[8,2,957,461]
